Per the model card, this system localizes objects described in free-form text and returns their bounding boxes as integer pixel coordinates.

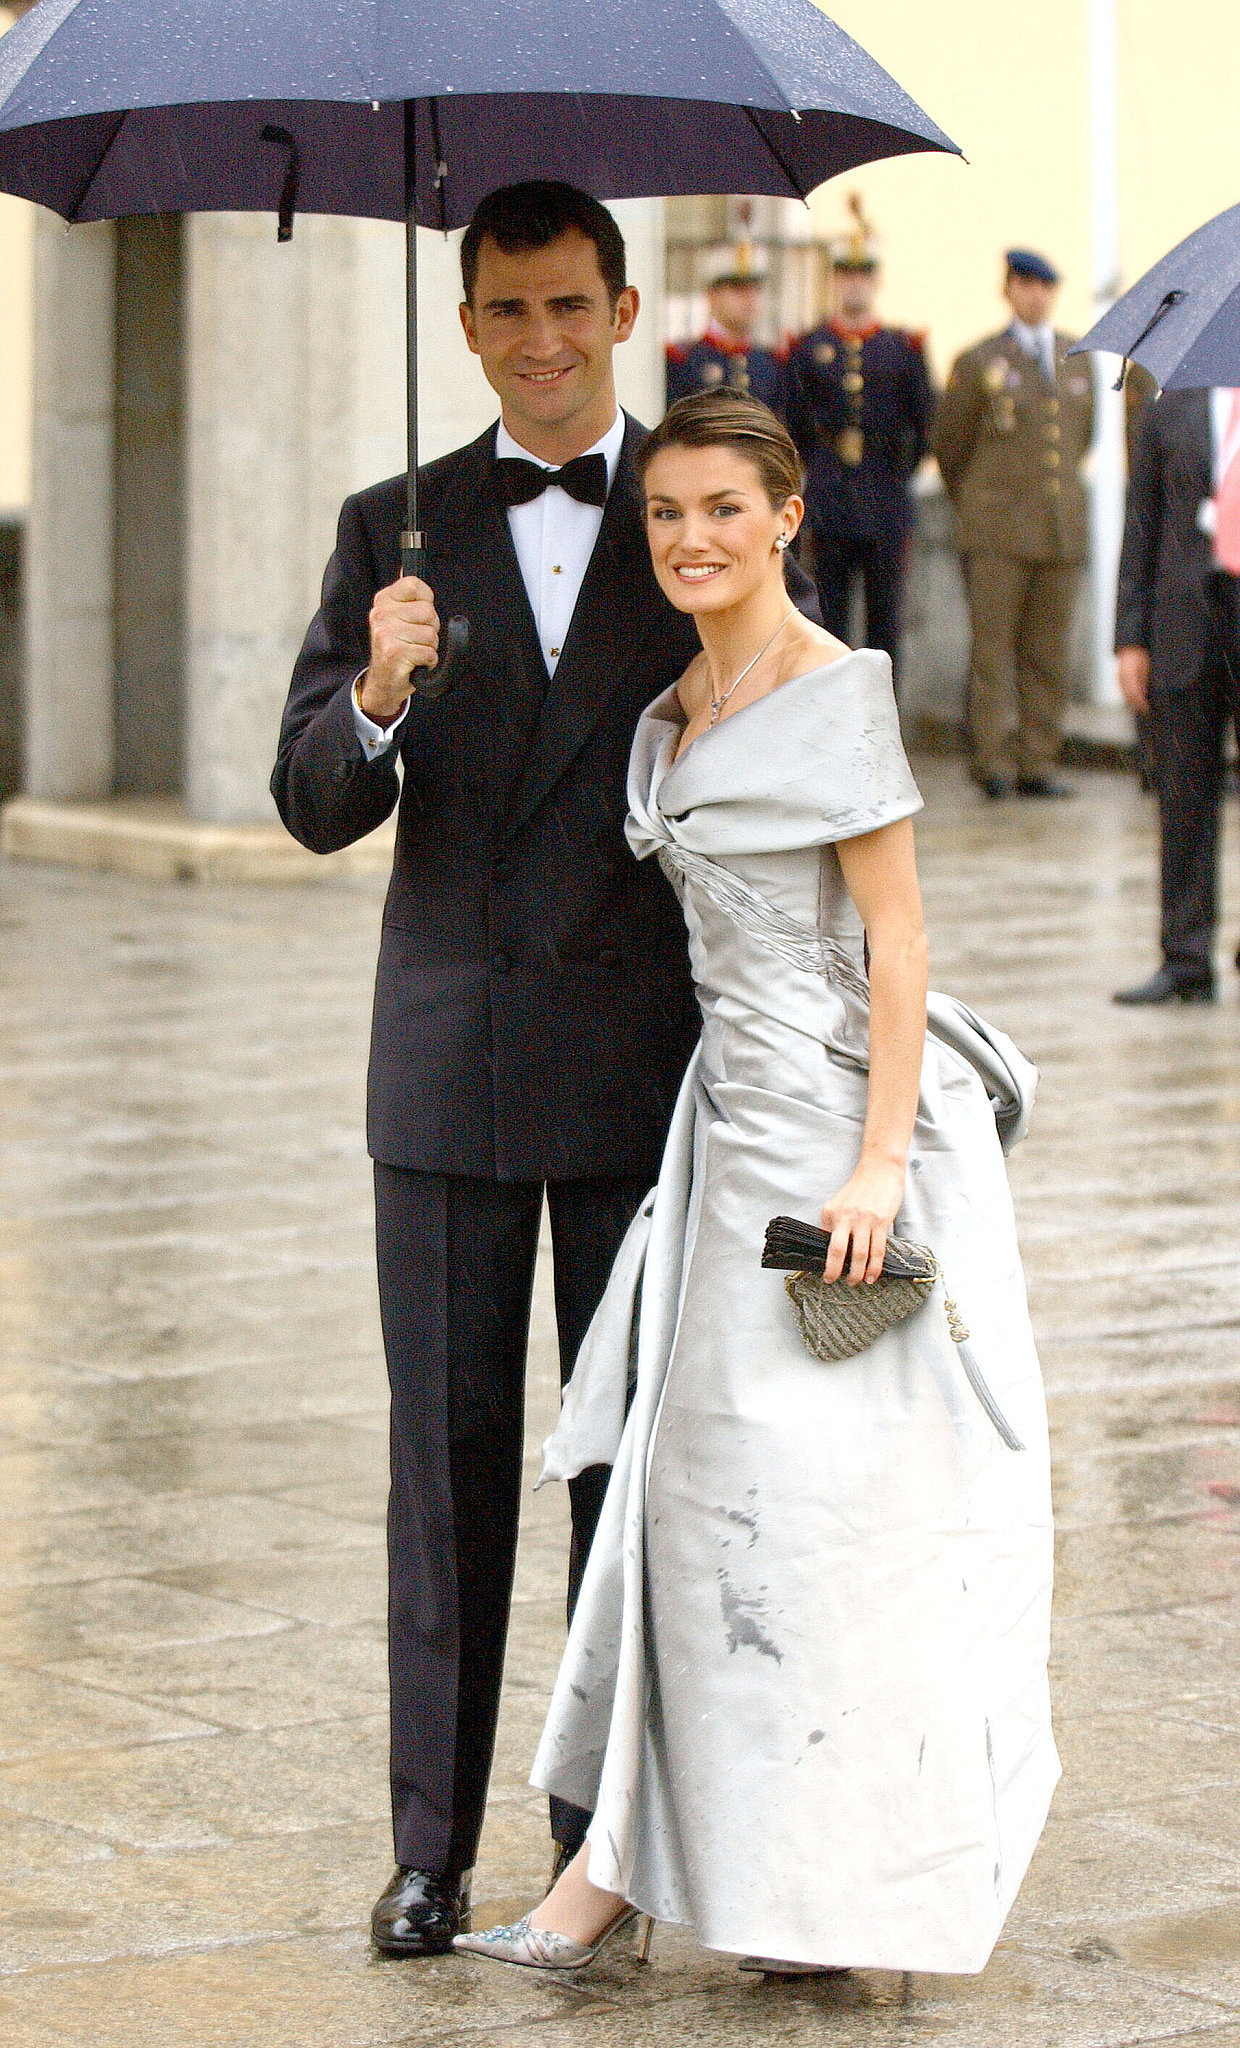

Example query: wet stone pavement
[0,757,1239,2048]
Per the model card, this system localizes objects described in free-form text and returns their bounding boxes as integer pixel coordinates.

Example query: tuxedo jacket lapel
[504,417,655,838]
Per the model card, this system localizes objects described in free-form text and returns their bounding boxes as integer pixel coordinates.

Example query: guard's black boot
[371,1867,471,1956]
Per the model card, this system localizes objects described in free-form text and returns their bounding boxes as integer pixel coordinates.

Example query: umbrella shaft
[403,99,420,570]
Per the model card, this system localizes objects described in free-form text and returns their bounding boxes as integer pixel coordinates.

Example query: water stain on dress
[718,1571,783,1662]
[724,1506,760,1548]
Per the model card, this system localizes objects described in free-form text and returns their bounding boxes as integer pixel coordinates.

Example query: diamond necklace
[708,610,796,726]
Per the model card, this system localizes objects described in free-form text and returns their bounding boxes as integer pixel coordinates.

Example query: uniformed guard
[935,249,1095,798]
[665,243,787,416]
[785,195,935,683]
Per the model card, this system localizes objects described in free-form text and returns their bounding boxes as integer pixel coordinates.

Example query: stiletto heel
[455,1902,647,1972]
[635,1912,655,1964]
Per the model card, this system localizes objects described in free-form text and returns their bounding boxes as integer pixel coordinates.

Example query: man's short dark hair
[460,182,627,307]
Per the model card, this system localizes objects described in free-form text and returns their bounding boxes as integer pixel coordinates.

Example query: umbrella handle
[402,534,468,700]
[418,615,470,701]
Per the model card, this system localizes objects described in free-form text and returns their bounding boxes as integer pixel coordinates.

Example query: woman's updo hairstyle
[639,390,803,509]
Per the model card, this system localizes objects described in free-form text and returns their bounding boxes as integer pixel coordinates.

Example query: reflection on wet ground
[0,759,1238,2046]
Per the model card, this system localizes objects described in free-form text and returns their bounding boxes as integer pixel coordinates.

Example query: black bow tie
[493,451,609,509]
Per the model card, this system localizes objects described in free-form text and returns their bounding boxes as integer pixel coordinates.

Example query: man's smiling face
[459,227,638,461]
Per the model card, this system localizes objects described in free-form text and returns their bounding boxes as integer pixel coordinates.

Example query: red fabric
[828,316,882,343]
[701,318,753,356]
[1214,389,1240,574]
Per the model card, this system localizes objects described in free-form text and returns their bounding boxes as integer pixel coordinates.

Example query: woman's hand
[820,1156,906,1285]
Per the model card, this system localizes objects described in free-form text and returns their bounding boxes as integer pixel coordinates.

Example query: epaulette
[665,341,690,365]
[903,329,928,353]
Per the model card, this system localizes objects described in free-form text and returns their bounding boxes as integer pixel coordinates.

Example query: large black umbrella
[0,0,958,683]
[1071,202,1240,391]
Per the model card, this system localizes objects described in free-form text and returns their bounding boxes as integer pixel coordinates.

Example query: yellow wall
[1118,0,1240,275]
[819,0,1240,385]
[0,7,32,511]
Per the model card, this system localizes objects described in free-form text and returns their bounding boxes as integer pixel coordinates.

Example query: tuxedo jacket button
[491,950,511,973]
[333,761,351,785]
[598,946,619,967]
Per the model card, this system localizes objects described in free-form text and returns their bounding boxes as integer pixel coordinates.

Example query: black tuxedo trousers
[1149,578,1240,978]
[1117,392,1240,975]
[376,1164,648,1872]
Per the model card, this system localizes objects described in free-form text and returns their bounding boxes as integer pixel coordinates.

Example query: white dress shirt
[1008,318,1056,385]
[352,409,626,759]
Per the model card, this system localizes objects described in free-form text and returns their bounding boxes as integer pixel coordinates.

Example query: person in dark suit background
[1112,386,1240,1003]
[272,183,819,1959]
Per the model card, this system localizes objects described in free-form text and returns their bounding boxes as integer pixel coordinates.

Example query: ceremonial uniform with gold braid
[785,316,934,679]
[665,318,788,416]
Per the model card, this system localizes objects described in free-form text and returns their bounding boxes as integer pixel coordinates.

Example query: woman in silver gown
[457,393,1057,1978]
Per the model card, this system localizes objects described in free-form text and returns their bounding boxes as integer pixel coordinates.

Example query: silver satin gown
[531,653,1059,1974]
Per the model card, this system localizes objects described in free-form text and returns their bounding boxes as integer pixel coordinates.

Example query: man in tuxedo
[1113,387,1240,1004]
[272,182,816,1957]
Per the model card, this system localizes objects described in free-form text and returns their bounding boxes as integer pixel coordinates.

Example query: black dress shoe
[972,771,1011,800]
[1014,773,1073,798]
[371,1867,471,1956]
[1112,966,1216,1006]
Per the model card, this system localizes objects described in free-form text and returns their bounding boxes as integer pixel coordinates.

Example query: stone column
[611,198,666,429]
[24,213,116,801]
[114,216,185,796]
[183,212,374,824]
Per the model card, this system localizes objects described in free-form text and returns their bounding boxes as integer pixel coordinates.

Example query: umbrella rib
[65,109,129,224]
[1111,287,1184,390]
[429,96,448,234]
[741,106,809,203]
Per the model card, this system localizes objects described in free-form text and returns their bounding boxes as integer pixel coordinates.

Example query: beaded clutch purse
[760,1214,1023,1450]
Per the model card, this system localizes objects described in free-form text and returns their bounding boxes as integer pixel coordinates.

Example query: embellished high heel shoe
[455,1904,654,1972]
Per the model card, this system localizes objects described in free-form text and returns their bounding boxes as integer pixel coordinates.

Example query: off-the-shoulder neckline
[661,647,886,769]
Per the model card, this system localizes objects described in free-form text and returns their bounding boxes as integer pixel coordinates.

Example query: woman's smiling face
[643,444,801,614]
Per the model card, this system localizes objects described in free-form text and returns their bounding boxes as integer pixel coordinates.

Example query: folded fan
[761,1214,937,1283]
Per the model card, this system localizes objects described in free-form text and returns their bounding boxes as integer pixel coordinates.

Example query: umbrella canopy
[1071,202,1240,390]
[0,0,958,227]
[0,0,958,687]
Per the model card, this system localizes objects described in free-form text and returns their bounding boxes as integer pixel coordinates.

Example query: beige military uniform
[935,329,1094,778]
